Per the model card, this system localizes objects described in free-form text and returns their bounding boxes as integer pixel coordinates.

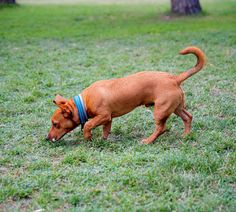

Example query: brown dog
[47,46,205,144]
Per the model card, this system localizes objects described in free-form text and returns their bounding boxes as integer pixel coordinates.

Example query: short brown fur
[47,46,205,144]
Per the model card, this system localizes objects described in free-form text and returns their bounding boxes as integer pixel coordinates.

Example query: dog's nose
[46,135,50,141]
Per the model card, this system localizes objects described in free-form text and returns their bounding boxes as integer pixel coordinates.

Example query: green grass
[0,0,236,210]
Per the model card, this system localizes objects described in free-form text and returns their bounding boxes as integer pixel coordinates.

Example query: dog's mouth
[47,127,77,143]
[47,133,67,143]
[55,133,67,142]
[51,138,57,142]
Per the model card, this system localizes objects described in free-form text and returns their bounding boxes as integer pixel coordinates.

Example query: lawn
[0,0,236,210]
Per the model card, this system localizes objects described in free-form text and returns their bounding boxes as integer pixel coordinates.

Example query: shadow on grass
[43,129,191,154]
[49,137,132,152]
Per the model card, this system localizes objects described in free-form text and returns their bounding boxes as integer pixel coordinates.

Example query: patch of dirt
[0,166,8,176]
[0,198,32,212]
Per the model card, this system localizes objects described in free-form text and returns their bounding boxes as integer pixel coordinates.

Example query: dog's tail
[175,46,206,85]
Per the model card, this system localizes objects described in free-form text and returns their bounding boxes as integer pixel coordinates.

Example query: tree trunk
[0,0,15,4]
[171,0,202,15]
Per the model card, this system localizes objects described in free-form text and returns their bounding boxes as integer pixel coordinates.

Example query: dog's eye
[53,122,59,129]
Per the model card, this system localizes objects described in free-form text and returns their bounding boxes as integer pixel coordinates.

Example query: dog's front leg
[102,120,112,140]
[83,114,111,140]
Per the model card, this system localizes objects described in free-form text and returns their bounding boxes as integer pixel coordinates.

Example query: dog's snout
[46,134,57,142]
[46,134,55,142]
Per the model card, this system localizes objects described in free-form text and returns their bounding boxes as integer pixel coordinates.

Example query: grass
[0,0,236,210]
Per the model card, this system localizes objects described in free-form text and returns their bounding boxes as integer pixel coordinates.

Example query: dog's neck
[72,94,88,128]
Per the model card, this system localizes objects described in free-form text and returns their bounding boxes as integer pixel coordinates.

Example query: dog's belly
[110,103,145,118]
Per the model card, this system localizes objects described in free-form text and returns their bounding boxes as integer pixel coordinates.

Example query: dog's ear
[53,95,72,118]
[53,94,67,108]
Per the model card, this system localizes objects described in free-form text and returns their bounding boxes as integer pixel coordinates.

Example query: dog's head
[47,95,79,142]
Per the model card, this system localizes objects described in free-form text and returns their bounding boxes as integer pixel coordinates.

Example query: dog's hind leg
[141,101,174,144]
[175,107,192,136]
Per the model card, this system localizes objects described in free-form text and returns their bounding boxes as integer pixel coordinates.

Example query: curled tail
[175,46,206,85]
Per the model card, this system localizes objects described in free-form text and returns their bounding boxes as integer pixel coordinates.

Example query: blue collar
[73,94,88,128]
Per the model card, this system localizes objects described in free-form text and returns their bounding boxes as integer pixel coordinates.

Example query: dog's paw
[101,136,108,140]
[84,134,92,141]
[140,139,152,145]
